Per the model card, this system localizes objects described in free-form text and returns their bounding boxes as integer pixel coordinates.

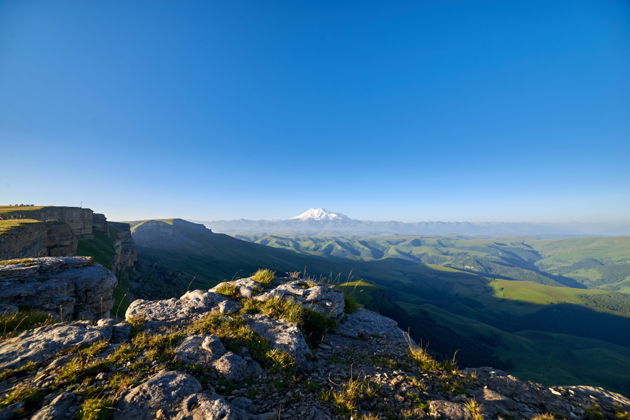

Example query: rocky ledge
[0,257,117,320]
[0,272,628,419]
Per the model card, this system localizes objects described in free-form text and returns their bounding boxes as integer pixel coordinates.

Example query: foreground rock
[125,289,227,328]
[0,256,117,319]
[1,271,628,420]
[256,279,345,320]
[0,320,112,370]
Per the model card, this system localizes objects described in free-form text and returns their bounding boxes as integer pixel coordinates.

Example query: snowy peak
[290,208,349,222]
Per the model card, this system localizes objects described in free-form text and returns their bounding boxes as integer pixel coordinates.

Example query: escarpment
[0,257,118,320]
[0,268,628,419]
[0,206,137,279]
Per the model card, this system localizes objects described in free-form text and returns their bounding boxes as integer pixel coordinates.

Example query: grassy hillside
[240,234,630,291]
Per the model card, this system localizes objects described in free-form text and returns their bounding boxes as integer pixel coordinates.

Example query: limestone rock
[0,320,112,370]
[31,392,80,420]
[0,220,76,261]
[335,308,408,346]
[114,370,203,420]
[0,256,117,319]
[428,400,472,419]
[108,222,137,275]
[244,313,312,369]
[255,280,345,319]
[175,335,226,366]
[126,290,226,326]
[210,278,263,299]
[211,351,260,382]
[175,393,248,420]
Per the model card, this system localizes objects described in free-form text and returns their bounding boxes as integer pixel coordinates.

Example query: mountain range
[202,208,630,237]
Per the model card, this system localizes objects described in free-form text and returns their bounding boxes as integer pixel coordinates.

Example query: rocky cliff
[0,220,76,260]
[0,269,627,419]
[0,207,94,238]
[108,222,138,276]
[0,206,137,280]
[0,257,118,320]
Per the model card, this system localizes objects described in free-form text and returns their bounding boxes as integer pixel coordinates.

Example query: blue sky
[1,0,629,222]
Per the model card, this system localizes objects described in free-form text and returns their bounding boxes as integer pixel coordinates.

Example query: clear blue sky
[1,0,628,222]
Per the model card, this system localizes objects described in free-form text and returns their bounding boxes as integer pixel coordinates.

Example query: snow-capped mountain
[199,208,619,237]
[289,208,349,221]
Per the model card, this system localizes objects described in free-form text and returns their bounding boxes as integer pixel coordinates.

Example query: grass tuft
[0,310,56,339]
[464,398,484,420]
[77,397,113,420]
[409,345,441,371]
[343,294,359,313]
[322,377,379,415]
[252,269,275,286]
[215,282,239,298]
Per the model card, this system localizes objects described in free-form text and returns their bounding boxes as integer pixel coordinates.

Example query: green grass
[240,296,335,346]
[251,268,275,286]
[0,310,56,338]
[0,219,43,235]
[0,205,46,214]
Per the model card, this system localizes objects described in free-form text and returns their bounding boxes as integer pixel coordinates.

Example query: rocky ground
[0,267,629,419]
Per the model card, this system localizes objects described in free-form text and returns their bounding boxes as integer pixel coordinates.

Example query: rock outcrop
[0,207,138,283]
[0,220,77,260]
[0,272,628,419]
[0,256,118,319]
[0,206,94,238]
[108,221,138,276]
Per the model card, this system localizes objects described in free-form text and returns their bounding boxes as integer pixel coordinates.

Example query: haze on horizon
[1,1,629,224]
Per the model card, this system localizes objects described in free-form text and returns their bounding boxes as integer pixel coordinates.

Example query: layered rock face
[108,221,137,275]
[0,207,137,280]
[0,221,76,260]
[0,256,117,319]
[1,272,627,419]
[0,207,94,238]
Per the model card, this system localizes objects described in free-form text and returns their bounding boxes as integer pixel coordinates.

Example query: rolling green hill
[239,234,630,291]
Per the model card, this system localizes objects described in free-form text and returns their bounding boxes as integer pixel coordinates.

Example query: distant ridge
[201,209,630,237]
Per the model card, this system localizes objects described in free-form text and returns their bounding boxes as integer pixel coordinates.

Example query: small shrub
[254,296,335,346]
[78,397,113,420]
[322,377,379,415]
[0,310,55,338]
[409,345,440,371]
[343,294,359,313]
[531,415,556,420]
[266,348,296,375]
[215,282,239,298]
[615,410,630,420]
[464,399,483,420]
[187,312,271,365]
[0,361,37,381]
[126,316,145,335]
[0,384,45,409]
[252,269,275,286]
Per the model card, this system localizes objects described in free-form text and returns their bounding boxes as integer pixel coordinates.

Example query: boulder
[0,320,112,370]
[175,393,248,420]
[175,335,226,366]
[335,308,408,347]
[244,313,312,369]
[428,400,472,419]
[211,351,258,382]
[125,290,226,327]
[31,392,80,420]
[114,370,203,420]
[0,257,117,319]
[210,278,263,299]
[255,280,345,319]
